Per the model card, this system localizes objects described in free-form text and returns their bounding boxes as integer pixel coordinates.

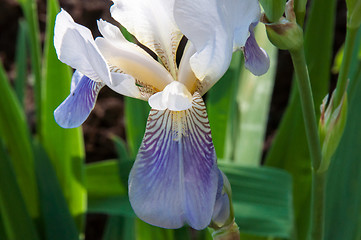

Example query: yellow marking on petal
[171,111,188,141]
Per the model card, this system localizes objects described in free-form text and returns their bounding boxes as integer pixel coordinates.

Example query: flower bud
[318,89,348,173]
[261,0,303,52]
[209,171,240,240]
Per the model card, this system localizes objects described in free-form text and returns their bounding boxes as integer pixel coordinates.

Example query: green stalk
[290,49,322,171]
[310,171,326,240]
[333,27,358,108]
[289,48,323,240]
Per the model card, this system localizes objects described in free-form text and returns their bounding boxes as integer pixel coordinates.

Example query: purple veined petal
[129,92,219,230]
[244,25,270,76]
[54,74,104,128]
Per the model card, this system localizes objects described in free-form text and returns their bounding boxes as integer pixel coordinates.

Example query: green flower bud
[211,221,240,240]
[318,89,348,173]
[262,0,303,52]
[209,171,240,240]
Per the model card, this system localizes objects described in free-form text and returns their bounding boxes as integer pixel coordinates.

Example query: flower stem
[289,48,324,240]
[333,26,358,109]
[310,171,326,240]
[290,49,322,171]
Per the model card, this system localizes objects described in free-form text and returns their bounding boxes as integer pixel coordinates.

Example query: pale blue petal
[244,26,270,76]
[129,92,219,230]
[54,75,104,128]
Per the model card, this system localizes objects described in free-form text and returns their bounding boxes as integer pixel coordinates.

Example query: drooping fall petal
[54,74,104,128]
[244,25,270,76]
[129,93,219,230]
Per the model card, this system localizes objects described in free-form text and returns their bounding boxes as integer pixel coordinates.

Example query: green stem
[289,48,324,240]
[333,27,358,108]
[310,171,326,240]
[290,49,323,171]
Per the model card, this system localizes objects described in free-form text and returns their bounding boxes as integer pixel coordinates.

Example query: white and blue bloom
[54,0,268,230]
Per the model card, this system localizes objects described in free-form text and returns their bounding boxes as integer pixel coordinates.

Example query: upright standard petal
[129,92,219,230]
[244,25,270,76]
[54,9,111,85]
[96,19,174,92]
[95,32,174,93]
[54,74,104,128]
[174,0,261,93]
[110,0,183,78]
[178,42,198,95]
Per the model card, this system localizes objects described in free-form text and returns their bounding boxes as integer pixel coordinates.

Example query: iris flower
[54,0,269,230]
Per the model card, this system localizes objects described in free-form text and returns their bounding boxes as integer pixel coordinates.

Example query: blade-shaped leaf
[86,160,134,216]
[15,19,28,106]
[0,139,40,240]
[324,39,361,240]
[220,163,293,238]
[135,220,174,240]
[16,0,42,129]
[34,141,79,240]
[0,63,38,217]
[41,0,85,230]
[103,216,135,240]
[124,98,150,158]
[86,160,127,197]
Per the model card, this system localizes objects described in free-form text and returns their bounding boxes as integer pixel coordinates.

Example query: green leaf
[265,0,336,238]
[206,51,242,159]
[124,98,149,157]
[16,0,42,129]
[135,220,174,240]
[41,0,86,230]
[233,24,278,165]
[0,139,40,240]
[324,39,361,240]
[33,141,79,240]
[220,163,293,238]
[15,19,28,106]
[88,195,135,217]
[86,160,127,197]
[347,27,361,98]
[294,0,308,25]
[0,63,38,217]
[86,160,134,216]
[103,216,135,240]
[259,0,286,23]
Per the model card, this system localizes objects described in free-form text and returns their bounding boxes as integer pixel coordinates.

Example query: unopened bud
[262,0,303,52]
[209,171,239,240]
[318,89,348,173]
[211,221,240,240]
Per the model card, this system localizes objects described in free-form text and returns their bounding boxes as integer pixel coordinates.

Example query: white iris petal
[174,0,261,93]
